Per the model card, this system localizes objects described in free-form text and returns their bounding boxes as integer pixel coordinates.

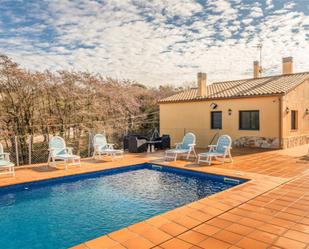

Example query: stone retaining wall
[234,135,309,149]
[282,135,309,149]
[234,136,280,149]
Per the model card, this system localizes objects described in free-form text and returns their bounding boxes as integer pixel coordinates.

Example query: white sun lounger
[198,135,233,165]
[165,132,197,161]
[92,134,123,160]
[47,136,81,169]
[0,143,15,177]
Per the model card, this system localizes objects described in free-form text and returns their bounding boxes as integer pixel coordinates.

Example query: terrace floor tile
[291,224,309,234]
[273,236,307,249]
[178,230,208,244]
[207,217,233,229]
[212,230,243,244]
[159,222,188,236]
[121,236,154,249]
[128,221,154,234]
[299,218,309,226]
[85,236,118,249]
[160,238,193,249]
[193,223,221,236]
[108,228,138,243]
[225,223,254,236]
[108,244,126,249]
[258,223,287,236]
[140,227,172,245]
[236,217,265,228]
[187,209,213,222]
[247,230,278,244]
[197,237,231,249]
[283,229,309,243]
[236,237,269,249]
[145,216,170,228]
[171,215,201,228]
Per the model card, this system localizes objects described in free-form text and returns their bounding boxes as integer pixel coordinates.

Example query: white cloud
[242,18,253,25]
[0,0,308,86]
[283,2,296,9]
[266,0,274,10]
[250,6,264,18]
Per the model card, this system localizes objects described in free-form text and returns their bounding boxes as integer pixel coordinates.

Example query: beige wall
[160,96,280,148]
[281,79,309,148]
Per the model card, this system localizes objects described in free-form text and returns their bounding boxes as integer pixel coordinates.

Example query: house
[159,57,309,149]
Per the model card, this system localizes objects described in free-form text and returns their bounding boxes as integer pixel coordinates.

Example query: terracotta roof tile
[159,72,309,103]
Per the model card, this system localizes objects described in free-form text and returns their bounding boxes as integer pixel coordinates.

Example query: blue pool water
[0,163,246,249]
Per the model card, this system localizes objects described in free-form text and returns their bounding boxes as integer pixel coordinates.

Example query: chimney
[253,61,261,78]
[197,72,207,97]
[282,57,293,75]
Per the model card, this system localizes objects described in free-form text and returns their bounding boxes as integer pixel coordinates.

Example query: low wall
[234,136,280,149]
[234,135,309,149]
[282,135,309,149]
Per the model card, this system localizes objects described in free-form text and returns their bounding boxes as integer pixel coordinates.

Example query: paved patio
[1,145,308,249]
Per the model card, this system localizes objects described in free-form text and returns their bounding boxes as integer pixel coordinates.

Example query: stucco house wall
[281,79,309,148]
[159,96,280,149]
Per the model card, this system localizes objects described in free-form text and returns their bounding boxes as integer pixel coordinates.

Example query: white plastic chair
[165,132,197,161]
[47,136,81,169]
[0,142,15,177]
[198,135,233,165]
[92,134,123,160]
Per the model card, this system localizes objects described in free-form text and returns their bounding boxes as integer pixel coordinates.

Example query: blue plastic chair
[198,135,233,165]
[165,132,197,161]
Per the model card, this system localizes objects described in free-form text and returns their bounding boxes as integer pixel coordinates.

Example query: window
[291,110,298,130]
[211,111,222,129]
[239,111,259,130]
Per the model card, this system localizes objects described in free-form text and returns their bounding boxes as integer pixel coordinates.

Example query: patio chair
[0,143,15,177]
[198,135,233,165]
[47,136,81,169]
[165,132,197,161]
[93,134,123,160]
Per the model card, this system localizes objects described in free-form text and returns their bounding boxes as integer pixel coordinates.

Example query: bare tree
[0,54,180,164]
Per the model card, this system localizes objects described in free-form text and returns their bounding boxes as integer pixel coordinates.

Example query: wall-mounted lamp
[285,107,290,114]
[228,109,232,116]
[210,102,218,109]
[306,109,309,115]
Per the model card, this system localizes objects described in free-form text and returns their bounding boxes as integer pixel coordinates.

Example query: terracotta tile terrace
[1,145,308,249]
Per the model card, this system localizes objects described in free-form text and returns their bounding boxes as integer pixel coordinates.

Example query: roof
[159,72,309,103]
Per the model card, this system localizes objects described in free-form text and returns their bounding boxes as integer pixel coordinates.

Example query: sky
[0,0,308,86]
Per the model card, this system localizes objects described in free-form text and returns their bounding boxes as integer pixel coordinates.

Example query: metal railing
[0,126,158,166]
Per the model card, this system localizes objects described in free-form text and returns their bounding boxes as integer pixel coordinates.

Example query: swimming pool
[0,163,247,249]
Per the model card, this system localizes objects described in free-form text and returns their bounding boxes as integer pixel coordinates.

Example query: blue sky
[0,0,308,85]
